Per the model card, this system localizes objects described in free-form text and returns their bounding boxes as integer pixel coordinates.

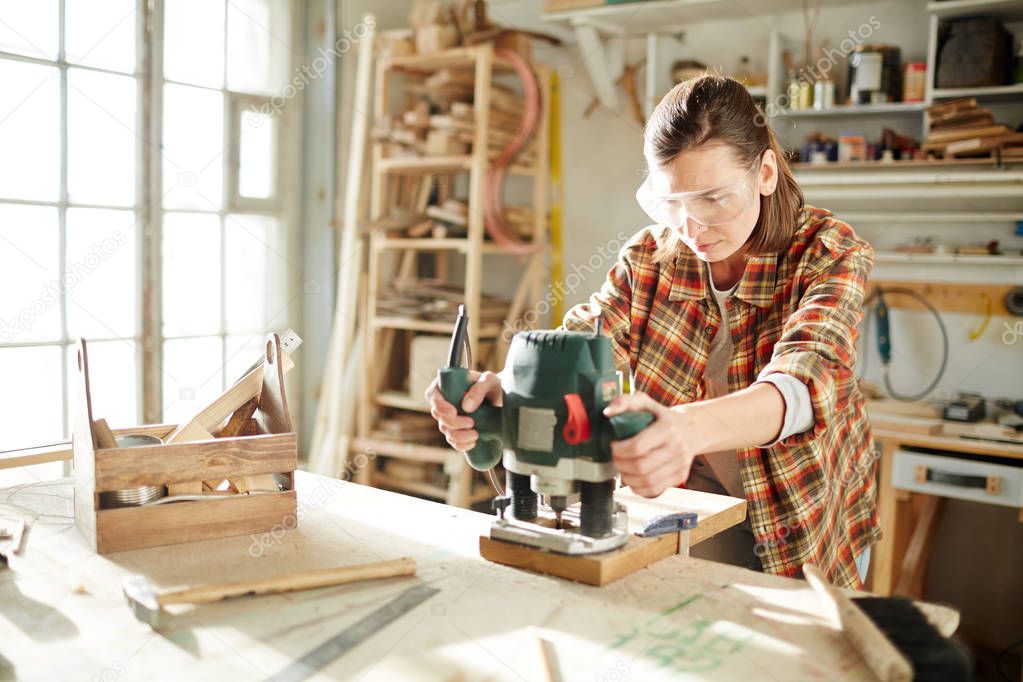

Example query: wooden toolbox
[73,334,298,554]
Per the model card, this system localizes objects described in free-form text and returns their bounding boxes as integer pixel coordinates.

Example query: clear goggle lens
[636,160,760,228]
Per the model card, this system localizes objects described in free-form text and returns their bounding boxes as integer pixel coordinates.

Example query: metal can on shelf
[903,62,926,102]
[813,80,834,110]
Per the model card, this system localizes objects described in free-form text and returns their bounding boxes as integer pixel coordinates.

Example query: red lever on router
[562,393,591,445]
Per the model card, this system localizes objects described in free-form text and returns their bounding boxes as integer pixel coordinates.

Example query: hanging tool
[583,58,647,127]
[122,557,416,629]
[872,287,949,402]
[437,306,655,555]
[269,583,440,682]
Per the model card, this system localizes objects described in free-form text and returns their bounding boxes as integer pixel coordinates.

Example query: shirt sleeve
[559,249,634,375]
[756,372,814,445]
[756,246,873,447]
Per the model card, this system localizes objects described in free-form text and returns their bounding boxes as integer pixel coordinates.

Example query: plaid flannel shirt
[562,206,881,589]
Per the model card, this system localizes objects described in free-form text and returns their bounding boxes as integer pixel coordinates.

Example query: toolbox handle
[914,465,1001,495]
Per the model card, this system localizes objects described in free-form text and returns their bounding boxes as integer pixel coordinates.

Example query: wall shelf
[542,0,868,32]
[835,211,1023,223]
[775,102,929,118]
[874,252,1023,265]
[932,83,1023,100]
[792,158,1021,171]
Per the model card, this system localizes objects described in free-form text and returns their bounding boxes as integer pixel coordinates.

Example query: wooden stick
[309,13,376,474]
[158,557,416,606]
[165,354,294,443]
[533,628,558,682]
[10,519,26,555]
[91,418,118,450]
[803,563,913,682]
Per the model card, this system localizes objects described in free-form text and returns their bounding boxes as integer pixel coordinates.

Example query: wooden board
[479,486,747,585]
[867,280,1016,316]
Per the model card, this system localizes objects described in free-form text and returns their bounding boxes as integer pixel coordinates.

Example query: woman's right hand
[425,370,503,451]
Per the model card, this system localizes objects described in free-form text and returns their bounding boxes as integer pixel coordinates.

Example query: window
[0,1,299,453]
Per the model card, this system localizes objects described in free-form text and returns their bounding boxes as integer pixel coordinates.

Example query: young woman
[426,75,880,589]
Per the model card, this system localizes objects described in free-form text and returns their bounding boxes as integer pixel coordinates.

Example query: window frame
[0,0,302,448]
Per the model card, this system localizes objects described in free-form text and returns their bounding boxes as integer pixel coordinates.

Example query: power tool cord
[863,286,949,402]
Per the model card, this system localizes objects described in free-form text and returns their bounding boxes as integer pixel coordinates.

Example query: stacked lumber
[379,459,446,485]
[410,0,457,55]
[377,279,510,326]
[923,99,1023,159]
[503,205,537,238]
[372,413,446,444]
[374,79,535,164]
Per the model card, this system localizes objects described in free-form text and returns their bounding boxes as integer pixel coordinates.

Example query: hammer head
[122,574,164,628]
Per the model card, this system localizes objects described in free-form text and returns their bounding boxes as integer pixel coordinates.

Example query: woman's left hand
[604,392,701,498]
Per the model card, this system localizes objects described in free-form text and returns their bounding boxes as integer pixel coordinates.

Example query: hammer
[122,557,416,628]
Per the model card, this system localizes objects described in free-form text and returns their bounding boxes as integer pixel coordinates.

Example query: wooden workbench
[1,472,907,681]
[871,425,1023,598]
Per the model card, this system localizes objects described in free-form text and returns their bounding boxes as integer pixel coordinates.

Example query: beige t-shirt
[697,279,746,498]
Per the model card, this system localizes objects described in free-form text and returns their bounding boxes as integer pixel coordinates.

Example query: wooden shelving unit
[355,44,551,508]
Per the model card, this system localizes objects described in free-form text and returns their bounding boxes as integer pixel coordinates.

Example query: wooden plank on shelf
[379,155,471,173]
[372,471,449,500]
[352,436,452,464]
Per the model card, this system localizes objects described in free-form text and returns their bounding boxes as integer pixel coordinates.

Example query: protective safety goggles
[635,157,761,228]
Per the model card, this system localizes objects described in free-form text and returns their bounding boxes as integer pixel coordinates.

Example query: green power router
[438,306,654,555]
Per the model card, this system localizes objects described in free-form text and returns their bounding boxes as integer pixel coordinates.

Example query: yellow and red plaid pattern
[562,206,881,589]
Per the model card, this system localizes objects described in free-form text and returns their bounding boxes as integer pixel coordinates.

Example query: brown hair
[644,75,803,260]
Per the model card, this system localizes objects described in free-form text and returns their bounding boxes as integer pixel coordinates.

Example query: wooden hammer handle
[158,557,416,606]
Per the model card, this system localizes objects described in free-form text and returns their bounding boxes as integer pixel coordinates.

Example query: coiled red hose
[483,47,542,254]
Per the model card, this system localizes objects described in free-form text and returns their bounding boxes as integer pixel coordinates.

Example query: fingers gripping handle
[437,367,503,471]
[609,411,655,439]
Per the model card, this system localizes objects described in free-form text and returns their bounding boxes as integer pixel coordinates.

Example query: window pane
[225,214,285,334]
[162,212,220,337]
[66,208,136,338]
[0,346,63,450]
[65,0,136,73]
[66,339,137,432]
[238,108,276,199]
[162,83,224,209]
[226,333,265,385]
[0,1,58,60]
[163,0,224,88]
[0,204,60,343]
[0,60,60,202]
[68,68,137,206]
[162,336,223,424]
[227,0,291,95]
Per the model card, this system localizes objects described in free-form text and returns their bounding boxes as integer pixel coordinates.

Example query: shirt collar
[668,250,778,308]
